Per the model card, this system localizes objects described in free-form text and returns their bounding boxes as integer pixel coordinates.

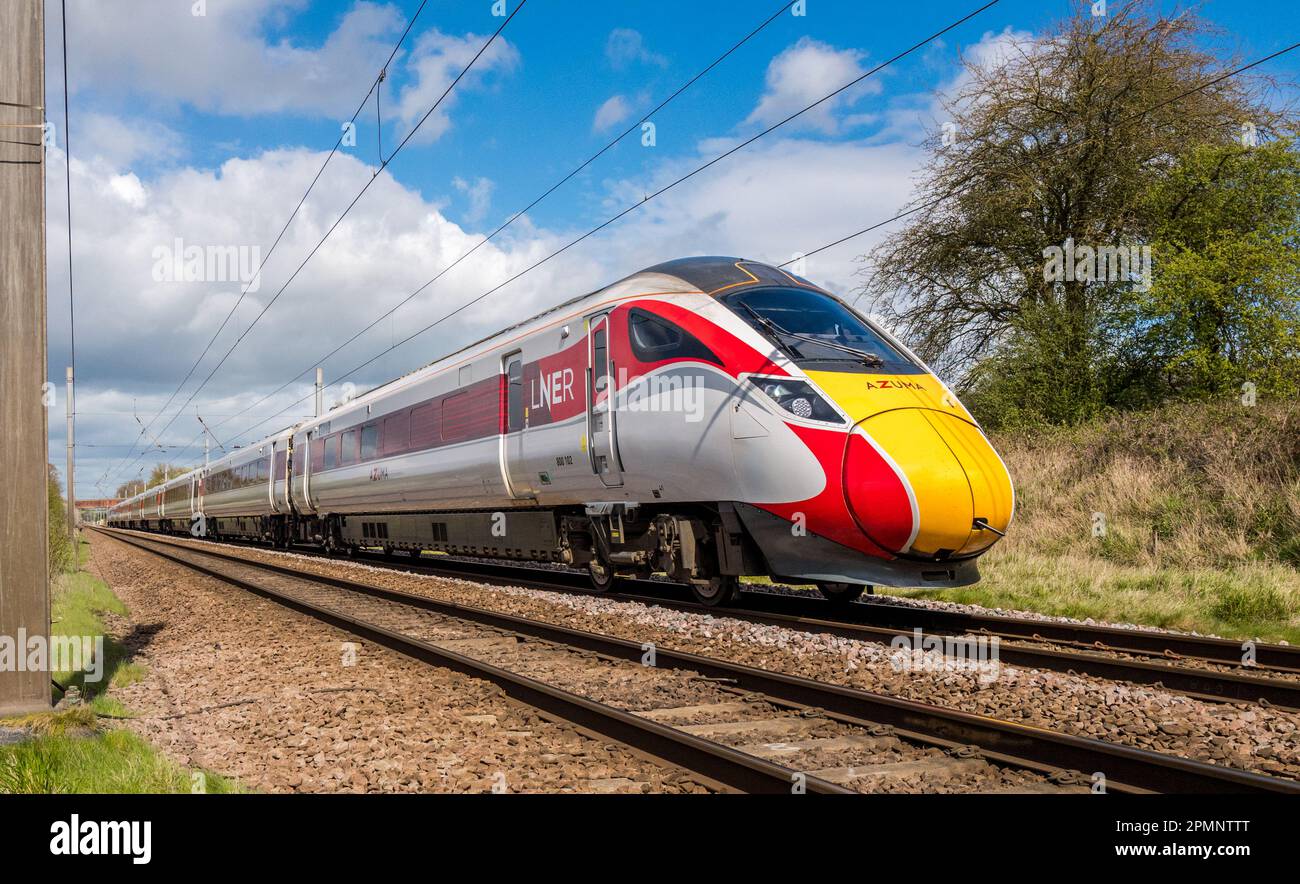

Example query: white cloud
[594,136,923,299]
[605,28,667,70]
[43,139,590,489]
[746,37,881,135]
[76,112,185,166]
[452,175,495,225]
[393,28,520,145]
[106,173,148,209]
[54,0,406,117]
[592,95,632,133]
[898,27,1038,140]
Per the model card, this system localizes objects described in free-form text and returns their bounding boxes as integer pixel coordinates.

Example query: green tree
[115,478,145,498]
[145,463,185,489]
[115,462,195,498]
[857,0,1294,426]
[1130,139,1300,401]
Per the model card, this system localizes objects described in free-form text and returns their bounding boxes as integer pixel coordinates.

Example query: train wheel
[691,576,738,607]
[817,582,866,604]
[588,559,618,592]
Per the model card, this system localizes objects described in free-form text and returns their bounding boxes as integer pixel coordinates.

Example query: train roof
[286,258,825,440]
[356,256,823,401]
[643,256,823,296]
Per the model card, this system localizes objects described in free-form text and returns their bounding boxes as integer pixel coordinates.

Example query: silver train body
[109,257,1014,604]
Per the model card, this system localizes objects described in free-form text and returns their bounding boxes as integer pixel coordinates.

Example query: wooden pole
[0,0,52,714]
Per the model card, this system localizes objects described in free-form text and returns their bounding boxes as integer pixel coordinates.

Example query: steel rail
[139,533,1299,708]
[95,528,848,795]
[96,527,1300,795]
[356,552,1300,705]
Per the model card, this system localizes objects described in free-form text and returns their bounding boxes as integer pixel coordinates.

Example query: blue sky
[41,0,1300,498]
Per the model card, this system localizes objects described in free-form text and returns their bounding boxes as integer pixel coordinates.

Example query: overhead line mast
[0,0,51,714]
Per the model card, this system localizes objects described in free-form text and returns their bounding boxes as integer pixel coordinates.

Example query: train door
[586,314,623,487]
[302,431,316,512]
[270,442,282,513]
[282,441,294,512]
[500,351,534,499]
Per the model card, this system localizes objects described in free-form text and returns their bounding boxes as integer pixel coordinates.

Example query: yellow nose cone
[806,370,1014,558]
[857,408,1013,557]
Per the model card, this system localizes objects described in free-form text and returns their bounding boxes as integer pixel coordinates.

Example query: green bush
[47,467,73,575]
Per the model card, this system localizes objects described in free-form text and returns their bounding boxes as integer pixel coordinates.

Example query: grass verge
[0,534,244,793]
[892,552,1300,643]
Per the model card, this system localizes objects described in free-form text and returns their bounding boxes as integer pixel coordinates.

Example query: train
[108,256,1015,605]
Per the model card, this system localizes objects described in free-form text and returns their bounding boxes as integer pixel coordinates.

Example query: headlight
[751,377,844,423]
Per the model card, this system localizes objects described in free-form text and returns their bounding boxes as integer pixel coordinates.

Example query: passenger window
[341,429,359,466]
[383,412,409,454]
[507,357,524,432]
[442,393,469,442]
[628,308,720,364]
[410,404,438,448]
[323,435,338,470]
[360,424,379,460]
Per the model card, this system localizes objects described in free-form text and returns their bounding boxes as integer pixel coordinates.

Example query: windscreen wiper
[739,303,804,361]
[740,304,884,367]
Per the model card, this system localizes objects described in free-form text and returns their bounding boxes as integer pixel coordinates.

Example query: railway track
[372,557,1300,709]
[95,527,1300,794]
[136,530,1300,710]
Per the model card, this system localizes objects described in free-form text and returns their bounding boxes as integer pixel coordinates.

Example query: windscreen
[722,287,921,374]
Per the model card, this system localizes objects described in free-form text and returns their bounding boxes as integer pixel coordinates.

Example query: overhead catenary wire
[104,0,525,488]
[780,39,1300,268]
[190,0,1004,452]
[192,0,800,447]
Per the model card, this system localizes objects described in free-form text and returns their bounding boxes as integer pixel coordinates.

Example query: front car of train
[649,257,1015,596]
